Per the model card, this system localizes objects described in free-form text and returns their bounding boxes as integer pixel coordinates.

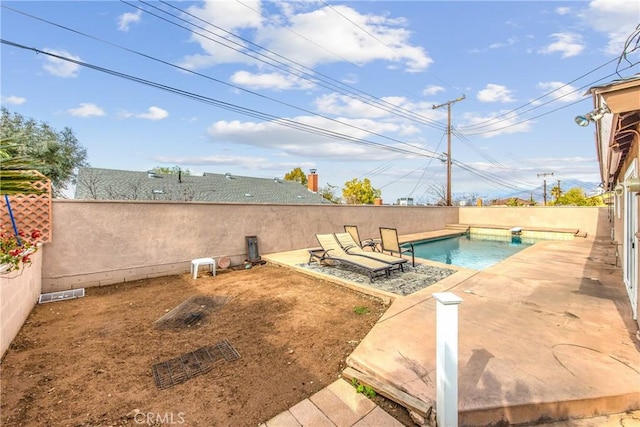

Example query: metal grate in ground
[212,339,241,362]
[152,339,240,389]
[39,289,85,304]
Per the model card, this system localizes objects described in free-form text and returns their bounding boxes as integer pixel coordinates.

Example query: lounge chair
[379,227,415,267]
[310,234,392,281]
[344,225,378,251]
[335,232,408,272]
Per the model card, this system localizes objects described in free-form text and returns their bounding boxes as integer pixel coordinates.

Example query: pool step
[444,224,470,232]
[447,223,587,238]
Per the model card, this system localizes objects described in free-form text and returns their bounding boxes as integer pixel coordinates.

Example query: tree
[0,137,45,195]
[342,178,381,204]
[284,167,308,185]
[152,165,191,176]
[553,187,604,206]
[506,198,522,207]
[319,183,340,204]
[1,107,88,197]
[425,183,447,206]
[550,184,562,202]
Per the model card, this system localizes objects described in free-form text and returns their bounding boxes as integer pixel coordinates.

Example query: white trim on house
[623,160,638,320]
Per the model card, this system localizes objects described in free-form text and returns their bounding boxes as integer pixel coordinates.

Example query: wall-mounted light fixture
[614,183,624,196]
[574,106,611,127]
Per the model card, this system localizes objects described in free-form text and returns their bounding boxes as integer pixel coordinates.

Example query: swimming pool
[408,234,533,270]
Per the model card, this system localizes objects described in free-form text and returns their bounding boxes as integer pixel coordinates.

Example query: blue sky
[2,1,639,203]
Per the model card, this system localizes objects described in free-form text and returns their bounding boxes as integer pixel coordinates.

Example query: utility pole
[433,95,465,206]
[537,172,554,206]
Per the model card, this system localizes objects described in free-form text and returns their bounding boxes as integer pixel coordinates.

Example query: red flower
[21,255,31,264]
[31,230,42,240]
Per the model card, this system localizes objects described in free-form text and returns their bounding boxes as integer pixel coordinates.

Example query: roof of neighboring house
[74,167,330,204]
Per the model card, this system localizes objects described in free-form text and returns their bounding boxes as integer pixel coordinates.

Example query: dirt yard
[1,263,414,426]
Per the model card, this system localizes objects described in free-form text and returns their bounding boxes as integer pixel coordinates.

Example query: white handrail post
[433,292,463,427]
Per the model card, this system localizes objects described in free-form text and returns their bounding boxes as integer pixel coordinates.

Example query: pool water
[408,234,533,270]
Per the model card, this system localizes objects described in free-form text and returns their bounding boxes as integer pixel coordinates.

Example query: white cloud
[477,84,516,103]
[206,115,424,161]
[259,5,432,72]
[536,82,583,103]
[555,7,571,15]
[120,106,169,121]
[118,10,142,32]
[1,95,26,105]
[539,32,585,58]
[187,0,262,31]
[314,93,438,122]
[459,111,532,138]
[489,37,519,50]
[181,3,432,73]
[138,106,169,121]
[422,85,444,96]
[582,0,640,55]
[230,70,315,90]
[42,49,81,78]
[342,73,358,85]
[178,0,263,69]
[67,103,105,117]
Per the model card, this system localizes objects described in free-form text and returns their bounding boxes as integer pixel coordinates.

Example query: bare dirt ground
[1,263,414,426]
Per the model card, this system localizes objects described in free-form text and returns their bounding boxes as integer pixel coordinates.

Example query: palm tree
[550,184,562,203]
[0,138,45,195]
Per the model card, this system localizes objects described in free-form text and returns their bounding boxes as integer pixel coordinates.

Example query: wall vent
[39,288,85,304]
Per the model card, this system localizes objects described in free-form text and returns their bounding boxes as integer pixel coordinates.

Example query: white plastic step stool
[191,257,216,279]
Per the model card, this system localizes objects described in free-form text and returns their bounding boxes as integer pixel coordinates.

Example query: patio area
[263,230,640,425]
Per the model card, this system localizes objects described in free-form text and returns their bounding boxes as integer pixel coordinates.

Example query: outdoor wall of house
[612,141,640,329]
[42,201,458,292]
[459,206,609,239]
[1,247,42,358]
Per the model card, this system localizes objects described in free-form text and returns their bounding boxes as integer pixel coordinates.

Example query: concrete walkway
[263,233,640,426]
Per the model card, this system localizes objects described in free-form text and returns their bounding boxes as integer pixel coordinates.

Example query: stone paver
[326,379,376,417]
[310,387,369,427]
[289,398,335,427]
[263,410,302,427]
[263,379,397,427]
[353,407,405,427]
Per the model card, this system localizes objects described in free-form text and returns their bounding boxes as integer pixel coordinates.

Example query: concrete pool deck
[263,231,640,425]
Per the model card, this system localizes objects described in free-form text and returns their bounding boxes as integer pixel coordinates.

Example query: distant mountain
[487,181,602,204]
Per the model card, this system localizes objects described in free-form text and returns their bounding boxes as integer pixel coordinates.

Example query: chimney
[307,169,318,193]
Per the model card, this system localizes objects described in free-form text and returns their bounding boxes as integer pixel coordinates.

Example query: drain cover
[152,339,240,389]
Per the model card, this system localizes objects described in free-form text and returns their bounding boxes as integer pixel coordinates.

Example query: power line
[432,95,465,206]
[1,39,444,161]
[3,3,621,198]
[1,6,445,159]
[458,57,623,132]
[139,1,449,131]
